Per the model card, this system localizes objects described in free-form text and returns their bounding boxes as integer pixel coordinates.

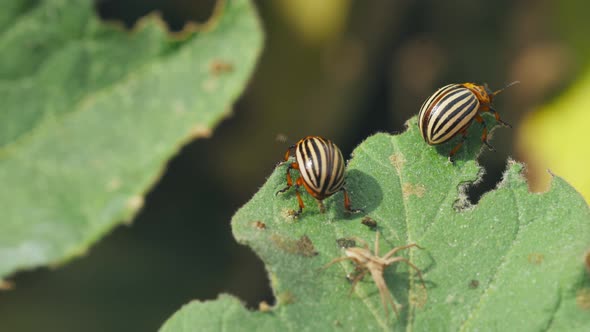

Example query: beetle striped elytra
[276,136,361,217]
[418,81,519,161]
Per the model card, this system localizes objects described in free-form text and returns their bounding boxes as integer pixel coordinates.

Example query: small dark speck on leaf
[361,216,377,229]
[286,209,299,218]
[252,220,266,230]
[209,59,234,75]
[336,238,356,248]
[469,279,479,289]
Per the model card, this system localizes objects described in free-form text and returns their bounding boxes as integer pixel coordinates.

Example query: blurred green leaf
[0,0,263,278]
[161,118,590,331]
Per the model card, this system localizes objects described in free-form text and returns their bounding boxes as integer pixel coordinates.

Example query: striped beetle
[418,81,519,161]
[276,136,361,217]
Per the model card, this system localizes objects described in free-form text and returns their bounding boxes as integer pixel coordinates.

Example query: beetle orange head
[463,83,492,104]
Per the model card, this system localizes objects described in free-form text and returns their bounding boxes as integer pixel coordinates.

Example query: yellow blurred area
[518,70,590,202]
[274,0,351,44]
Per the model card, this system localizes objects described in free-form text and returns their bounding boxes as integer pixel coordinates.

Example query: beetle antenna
[491,81,520,97]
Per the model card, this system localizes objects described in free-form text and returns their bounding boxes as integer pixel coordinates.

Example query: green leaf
[0,0,263,278]
[161,116,590,331]
[159,295,285,332]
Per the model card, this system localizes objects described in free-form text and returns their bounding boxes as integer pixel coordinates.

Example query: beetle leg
[341,186,363,213]
[276,144,296,167]
[291,176,306,217]
[276,162,298,195]
[284,144,296,161]
[475,114,495,151]
[488,106,512,128]
[448,129,468,163]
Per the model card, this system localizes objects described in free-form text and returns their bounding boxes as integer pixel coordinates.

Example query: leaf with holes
[161,116,590,331]
[0,0,262,280]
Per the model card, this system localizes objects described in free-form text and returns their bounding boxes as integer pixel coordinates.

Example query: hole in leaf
[95,0,217,31]
[465,155,507,205]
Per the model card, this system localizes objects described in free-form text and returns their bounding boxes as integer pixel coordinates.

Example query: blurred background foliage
[1,0,588,331]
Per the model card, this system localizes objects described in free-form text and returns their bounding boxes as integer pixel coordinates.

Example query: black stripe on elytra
[430,88,472,134]
[323,140,340,195]
[435,97,478,140]
[329,158,345,195]
[420,85,456,138]
[296,140,314,188]
[308,137,325,189]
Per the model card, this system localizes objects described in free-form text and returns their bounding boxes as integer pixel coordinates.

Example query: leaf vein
[388,137,418,332]
[418,166,468,242]
[458,181,523,331]
[357,143,401,238]
[542,286,562,331]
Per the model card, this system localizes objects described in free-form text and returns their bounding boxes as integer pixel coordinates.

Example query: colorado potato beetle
[418,81,519,161]
[276,136,361,217]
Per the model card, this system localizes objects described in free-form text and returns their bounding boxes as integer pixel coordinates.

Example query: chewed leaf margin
[161,118,590,331]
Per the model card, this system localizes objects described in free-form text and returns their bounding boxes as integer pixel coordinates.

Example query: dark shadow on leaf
[339,169,383,217]
[386,271,435,325]
[380,245,437,324]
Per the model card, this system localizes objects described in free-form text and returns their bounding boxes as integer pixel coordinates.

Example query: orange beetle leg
[284,144,295,161]
[276,145,296,168]
[276,162,299,195]
[488,106,512,128]
[292,176,306,217]
[475,114,495,151]
[448,129,468,163]
[342,187,363,213]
